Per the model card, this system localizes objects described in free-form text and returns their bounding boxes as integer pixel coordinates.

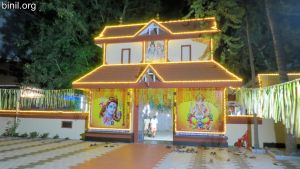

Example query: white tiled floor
[154,151,196,169]
[0,137,124,169]
[0,137,300,169]
[0,138,29,146]
[3,142,89,169]
[32,143,124,169]
[0,138,47,151]
[0,139,78,160]
[153,146,300,169]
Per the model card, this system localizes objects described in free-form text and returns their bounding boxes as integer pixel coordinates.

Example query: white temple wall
[168,38,209,62]
[106,42,143,64]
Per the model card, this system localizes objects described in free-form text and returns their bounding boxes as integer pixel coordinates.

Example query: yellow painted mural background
[176,88,224,133]
[90,89,130,129]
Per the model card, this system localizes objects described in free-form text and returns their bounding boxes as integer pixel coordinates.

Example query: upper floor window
[181,45,191,61]
[121,48,131,64]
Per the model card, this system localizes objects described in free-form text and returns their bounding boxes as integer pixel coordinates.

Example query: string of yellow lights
[0,110,87,113]
[223,88,227,134]
[257,73,300,88]
[95,17,220,40]
[72,61,242,84]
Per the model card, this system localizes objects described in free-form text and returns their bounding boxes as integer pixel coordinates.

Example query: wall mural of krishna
[90,89,131,129]
[176,88,225,133]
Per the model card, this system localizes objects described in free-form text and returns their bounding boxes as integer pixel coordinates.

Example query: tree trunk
[121,0,129,21]
[245,14,259,149]
[265,0,297,154]
[245,16,256,88]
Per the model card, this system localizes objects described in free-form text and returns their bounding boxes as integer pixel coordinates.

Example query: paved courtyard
[0,137,299,169]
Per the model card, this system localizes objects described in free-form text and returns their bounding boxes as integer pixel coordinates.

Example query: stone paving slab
[13,142,105,169]
[0,139,71,161]
[33,143,124,169]
[0,138,32,146]
[0,138,44,152]
[0,137,19,142]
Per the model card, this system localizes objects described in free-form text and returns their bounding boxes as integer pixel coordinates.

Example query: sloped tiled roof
[150,61,241,82]
[72,61,242,88]
[72,64,147,88]
[101,24,145,37]
[95,17,219,43]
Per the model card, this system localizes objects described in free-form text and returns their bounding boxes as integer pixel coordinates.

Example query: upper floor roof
[94,17,220,44]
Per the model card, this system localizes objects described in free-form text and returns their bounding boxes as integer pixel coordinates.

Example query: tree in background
[23,0,122,89]
[1,0,161,89]
[1,0,299,89]
[242,0,277,74]
[186,0,246,77]
[0,6,34,84]
[120,0,161,22]
[186,0,281,82]
[265,0,300,154]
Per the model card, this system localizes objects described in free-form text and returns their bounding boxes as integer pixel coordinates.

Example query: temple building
[72,17,246,145]
[0,18,283,147]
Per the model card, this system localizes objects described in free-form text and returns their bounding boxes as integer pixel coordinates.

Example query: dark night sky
[160,0,189,20]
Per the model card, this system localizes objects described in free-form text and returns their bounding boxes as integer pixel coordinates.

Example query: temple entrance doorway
[137,89,174,143]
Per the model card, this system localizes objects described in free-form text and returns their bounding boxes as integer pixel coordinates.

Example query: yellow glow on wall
[210,38,214,60]
[211,19,218,30]
[164,40,168,62]
[257,73,300,88]
[258,74,262,88]
[142,41,145,63]
[173,88,177,135]
[103,43,106,65]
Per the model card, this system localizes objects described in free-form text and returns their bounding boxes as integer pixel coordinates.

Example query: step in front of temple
[173,135,228,147]
[84,131,134,143]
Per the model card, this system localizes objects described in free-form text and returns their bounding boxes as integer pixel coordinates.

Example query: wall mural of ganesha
[187,95,214,130]
[176,88,225,133]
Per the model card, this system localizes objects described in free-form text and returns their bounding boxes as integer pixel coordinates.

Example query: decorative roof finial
[119,17,123,25]
[156,13,160,20]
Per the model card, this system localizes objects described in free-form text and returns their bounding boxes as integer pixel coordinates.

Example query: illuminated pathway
[72,144,172,169]
[0,137,299,169]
